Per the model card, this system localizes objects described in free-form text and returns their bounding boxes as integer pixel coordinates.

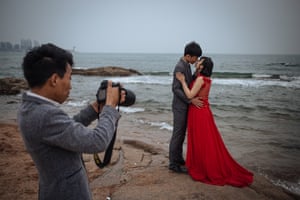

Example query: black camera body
[94,80,136,169]
[96,80,136,106]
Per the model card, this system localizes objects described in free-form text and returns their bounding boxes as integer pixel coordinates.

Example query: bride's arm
[176,72,204,99]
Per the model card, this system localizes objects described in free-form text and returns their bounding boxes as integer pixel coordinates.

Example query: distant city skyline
[0,39,40,51]
[1,0,300,54]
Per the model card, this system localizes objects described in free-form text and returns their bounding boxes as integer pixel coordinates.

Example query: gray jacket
[172,58,193,111]
[17,92,120,200]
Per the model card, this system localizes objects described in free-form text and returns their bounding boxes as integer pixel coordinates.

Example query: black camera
[94,80,136,169]
[96,80,136,106]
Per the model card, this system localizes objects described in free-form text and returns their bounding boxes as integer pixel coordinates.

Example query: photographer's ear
[49,73,59,87]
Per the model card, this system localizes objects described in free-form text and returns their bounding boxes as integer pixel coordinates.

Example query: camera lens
[120,89,135,106]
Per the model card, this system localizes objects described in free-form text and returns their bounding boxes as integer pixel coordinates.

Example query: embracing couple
[169,41,253,187]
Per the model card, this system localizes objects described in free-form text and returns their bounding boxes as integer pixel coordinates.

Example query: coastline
[1,52,300,199]
[0,120,297,200]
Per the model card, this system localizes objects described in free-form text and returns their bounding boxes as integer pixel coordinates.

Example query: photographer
[17,43,125,200]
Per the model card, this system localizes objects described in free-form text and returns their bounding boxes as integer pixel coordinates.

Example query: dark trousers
[169,109,188,166]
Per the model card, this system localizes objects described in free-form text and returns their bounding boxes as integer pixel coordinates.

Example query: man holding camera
[17,43,125,200]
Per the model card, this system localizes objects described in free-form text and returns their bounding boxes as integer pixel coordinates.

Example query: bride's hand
[176,72,185,82]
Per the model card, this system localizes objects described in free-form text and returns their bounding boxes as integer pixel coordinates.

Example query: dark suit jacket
[17,92,120,200]
[172,58,192,111]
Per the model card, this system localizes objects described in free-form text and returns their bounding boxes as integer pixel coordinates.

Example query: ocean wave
[110,75,172,85]
[141,71,254,78]
[252,74,280,79]
[137,119,173,131]
[213,72,252,78]
[140,71,299,80]
[271,179,300,197]
[143,71,172,76]
[119,107,145,113]
[266,62,300,67]
[213,104,255,112]
[213,78,300,88]
[108,73,300,88]
[64,100,89,107]
[149,122,173,131]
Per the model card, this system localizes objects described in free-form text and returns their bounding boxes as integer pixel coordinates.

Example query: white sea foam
[137,119,173,131]
[213,78,300,88]
[119,107,145,113]
[252,74,274,79]
[109,75,300,88]
[271,179,300,197]
[150,122,173,131]
[65,100,89,107]
[109,75,172,85]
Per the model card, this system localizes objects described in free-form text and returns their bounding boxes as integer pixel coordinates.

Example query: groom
[169,41,202,173]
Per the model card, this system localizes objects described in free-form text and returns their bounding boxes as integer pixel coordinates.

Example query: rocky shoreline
[1,66,299,199]
[0,77,28,95]
[72,66,142,76]
[0,122,298,200]
[0,66,141,95]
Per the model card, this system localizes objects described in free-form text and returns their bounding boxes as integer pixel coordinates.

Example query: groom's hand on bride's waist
[191,97,203,108]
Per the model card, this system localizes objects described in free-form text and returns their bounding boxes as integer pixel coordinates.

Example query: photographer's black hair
[22,43,73,88]
[200,56,214,77]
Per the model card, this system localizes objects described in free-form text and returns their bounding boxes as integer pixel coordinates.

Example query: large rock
[0,66,141,95]
[0,77,28,95]
[72,66,142,76]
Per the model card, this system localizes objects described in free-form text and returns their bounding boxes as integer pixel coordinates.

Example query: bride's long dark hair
[193,56,214,79]
[200,56,214,77]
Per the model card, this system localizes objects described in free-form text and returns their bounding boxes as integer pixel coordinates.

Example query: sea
[0,51,300,195]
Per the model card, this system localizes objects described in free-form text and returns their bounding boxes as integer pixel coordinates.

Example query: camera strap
[93,128,117,168]
[94,95,121,169]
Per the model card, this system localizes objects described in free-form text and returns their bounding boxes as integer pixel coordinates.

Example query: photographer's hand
[105,80,120,107]
[91,101,104,113]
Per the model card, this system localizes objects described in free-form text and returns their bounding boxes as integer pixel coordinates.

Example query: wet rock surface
[72,66,142,76]
[0,77,28,95]
[0,123,298,200]
[0,66,141,95]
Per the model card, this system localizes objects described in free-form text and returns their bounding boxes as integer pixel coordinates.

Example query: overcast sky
[1,0,300,54]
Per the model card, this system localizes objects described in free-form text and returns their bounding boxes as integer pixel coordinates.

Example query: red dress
[185,75,253,187]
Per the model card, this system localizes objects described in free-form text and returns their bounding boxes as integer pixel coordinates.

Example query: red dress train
[185,75,253,187]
